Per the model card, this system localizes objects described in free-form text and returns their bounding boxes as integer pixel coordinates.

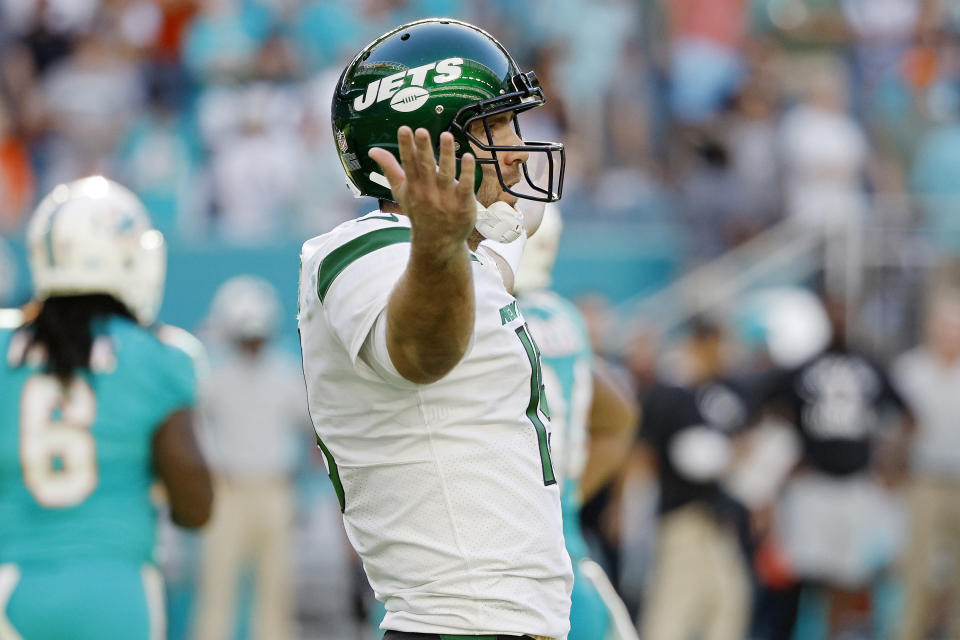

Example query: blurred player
[299,18,572,640]
[191,276,308,640]
[637,319,753,640]
[0,176,212,639]
[515,205,639,640]
[764,295,913,637]
[890,292,960,640]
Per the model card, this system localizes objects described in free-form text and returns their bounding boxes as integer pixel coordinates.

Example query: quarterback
[297,18,572,640]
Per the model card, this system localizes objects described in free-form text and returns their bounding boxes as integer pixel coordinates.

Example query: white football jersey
[297,211,573,638]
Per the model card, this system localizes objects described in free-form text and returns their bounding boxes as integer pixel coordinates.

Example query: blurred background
[3,0,960,639]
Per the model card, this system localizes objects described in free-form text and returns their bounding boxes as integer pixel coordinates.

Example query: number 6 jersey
[297,212,573,638]
[0,317,197,566]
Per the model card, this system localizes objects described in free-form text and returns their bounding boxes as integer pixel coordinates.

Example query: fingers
[436,132,456,187]
[456,152,476,202]
[376,127,474,212]
[414,128,437,179]
[395,126,419,181]
[368,147,405,196]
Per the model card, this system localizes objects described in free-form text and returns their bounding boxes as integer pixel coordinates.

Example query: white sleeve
[358,304,476,388]
[357,309,418,387]
[321,241,410,365]
[479,231,527,284]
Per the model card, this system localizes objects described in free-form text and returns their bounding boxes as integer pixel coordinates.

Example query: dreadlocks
[27,294,135,382]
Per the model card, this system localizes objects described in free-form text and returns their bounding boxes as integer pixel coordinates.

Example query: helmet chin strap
[475,198,523,243]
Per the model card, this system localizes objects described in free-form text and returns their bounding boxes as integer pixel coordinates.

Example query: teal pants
[1,561,164,640]
[569,557,612,640]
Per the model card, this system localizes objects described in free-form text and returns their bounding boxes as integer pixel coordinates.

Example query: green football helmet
[332,18,565,204]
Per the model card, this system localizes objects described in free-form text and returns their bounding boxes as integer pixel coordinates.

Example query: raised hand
[369,127,477,252]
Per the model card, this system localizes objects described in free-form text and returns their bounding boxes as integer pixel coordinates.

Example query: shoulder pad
[153,324,210,380]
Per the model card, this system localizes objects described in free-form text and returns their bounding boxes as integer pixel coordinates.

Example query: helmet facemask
[450,71,565,203]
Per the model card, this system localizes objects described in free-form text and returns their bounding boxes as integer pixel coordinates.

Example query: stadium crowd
[4,1,960,639]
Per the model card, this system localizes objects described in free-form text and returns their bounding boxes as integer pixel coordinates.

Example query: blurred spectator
[181,0,270,82]
[675,137,744,262]
[289,0,364,72]
[779,59,870,233]
[192,276,308,640]
[724,77,784,237]
[0,234,15,305]
[763,296,912,637]
[911,90,960,254]
[576,293,614,355]
[551,0,639,174]
[892,291,960,640]
[293,70,358,235]
[1,0,98,73]
[594,38,673,223]
[39,27,144,188]
[150,0,201,64]
[202,81,307,241]
[0,96,34,230]
[624,323,661,395]
[751,0,852,50]
[637,319,752,640]
[842,0,920,124]
[115,82,197,239]
[663,0,747,124]
[193,30,310,241]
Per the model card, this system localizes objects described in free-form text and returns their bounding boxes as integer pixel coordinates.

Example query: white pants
[639,504,750,640]
[191,476,297,640]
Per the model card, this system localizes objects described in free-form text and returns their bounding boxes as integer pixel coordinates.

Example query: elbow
[398,360,457,384]
[172,507,211,529]
[172,481,214,529]
[392,341,469,384]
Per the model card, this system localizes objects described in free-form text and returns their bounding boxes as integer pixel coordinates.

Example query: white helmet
[514,203,563,293]
[208,275,281,341]
[27,176,166,325]
[740,287,832,368]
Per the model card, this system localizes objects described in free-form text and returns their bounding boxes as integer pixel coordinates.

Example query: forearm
[153,410,213,528]
[580,431,634,503]
[580,363,640,502]
[386,239,475,383]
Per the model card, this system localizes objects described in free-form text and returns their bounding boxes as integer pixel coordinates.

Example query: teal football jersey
[0,316,196,566]
[521,291,617,640]
[519,290,593,561]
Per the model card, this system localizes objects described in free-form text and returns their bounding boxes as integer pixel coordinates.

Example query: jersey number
[20,374,98,508]
[515,324,556,486]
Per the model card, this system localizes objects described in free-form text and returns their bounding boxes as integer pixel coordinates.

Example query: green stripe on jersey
[316,227,410,302]
[315,434,345,512]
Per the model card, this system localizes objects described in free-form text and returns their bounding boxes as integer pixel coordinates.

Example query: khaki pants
[899,476,960,640]
[191,476,297,640]
[639,504,750,640]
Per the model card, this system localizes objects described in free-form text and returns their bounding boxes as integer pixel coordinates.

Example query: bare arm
[369,127,478,384]
[580,362,640,503]
[152,409,213,528]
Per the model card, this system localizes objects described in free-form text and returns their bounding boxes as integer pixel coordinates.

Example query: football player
[0,176,212,639]
[298,18,571,640]
[515,206,640,640]
[192,276,306,640]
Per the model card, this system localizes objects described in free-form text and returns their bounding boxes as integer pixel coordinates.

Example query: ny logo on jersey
[353,58,464,112]
[499,301,520,325]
